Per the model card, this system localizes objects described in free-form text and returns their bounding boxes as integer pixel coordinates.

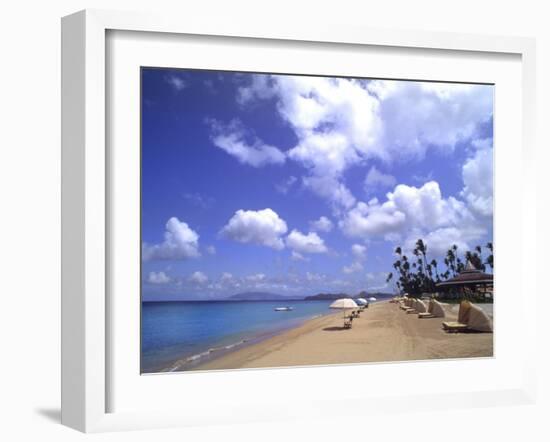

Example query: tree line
[386,239,493,297]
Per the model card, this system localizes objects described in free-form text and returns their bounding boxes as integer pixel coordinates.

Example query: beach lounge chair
[344,315,354,329]
[418,299,434,318]
[408,299,427,314]
[442,301,492,332]
[399,298,413,311]
[442,300,471,332]
[465,303,493,332]
[418,299,446,319]
[403,299,420,313]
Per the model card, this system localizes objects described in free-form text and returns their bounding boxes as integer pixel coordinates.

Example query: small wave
[172,338,250,369]
[224,339,246,350]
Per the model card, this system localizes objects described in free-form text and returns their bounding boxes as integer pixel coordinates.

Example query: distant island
[305,291,394,301]
[304,293,352,301]
[143,290,396,303]
[226,291,395,302]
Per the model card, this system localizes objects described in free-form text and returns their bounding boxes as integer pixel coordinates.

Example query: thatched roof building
[436,260,493,289]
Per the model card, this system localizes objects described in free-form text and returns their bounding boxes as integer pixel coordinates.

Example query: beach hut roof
[436,261,493,287]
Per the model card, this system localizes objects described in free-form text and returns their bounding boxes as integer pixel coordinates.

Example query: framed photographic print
[62,9,537,432]
[140,67,495,375]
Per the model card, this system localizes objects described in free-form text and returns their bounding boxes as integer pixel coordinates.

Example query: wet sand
[192,300,493,371]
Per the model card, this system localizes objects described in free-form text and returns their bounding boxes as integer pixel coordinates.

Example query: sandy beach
[191,300,493,371]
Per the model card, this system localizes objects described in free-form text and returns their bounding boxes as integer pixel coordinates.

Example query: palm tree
[431,258,440,282]
[485,242,494,270]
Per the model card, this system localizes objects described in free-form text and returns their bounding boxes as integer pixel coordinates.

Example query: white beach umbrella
[330,298,359,326]
[330,298,359,310]
[368,297,377,302]
[355,298,368,306]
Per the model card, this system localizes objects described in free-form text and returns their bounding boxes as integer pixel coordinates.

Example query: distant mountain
[227,292,301,301]
[366,292,394,298]
[304,293,352,301]
[305,291,394,301]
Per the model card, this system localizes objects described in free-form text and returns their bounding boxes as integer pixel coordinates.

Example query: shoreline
[188,300,493,372]
[156,310,343,373]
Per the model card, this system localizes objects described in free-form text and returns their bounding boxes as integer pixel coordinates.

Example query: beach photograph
[141,68,494,374]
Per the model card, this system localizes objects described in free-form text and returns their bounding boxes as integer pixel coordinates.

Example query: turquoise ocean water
[141,300,343,373]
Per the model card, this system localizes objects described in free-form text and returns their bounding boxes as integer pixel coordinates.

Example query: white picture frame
[61,9,537,433]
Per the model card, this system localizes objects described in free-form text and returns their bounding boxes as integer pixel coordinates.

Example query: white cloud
[340,181,470,239]
[310,216,333,232]
[235,75,492,210]
[147,271,171,284]
[364,165,396,194]
[208,119,285,167]
[368,80,493,159]
[342,261,363,274]
[286,229,328,254]
[461,144,493,217]
[339,178,490,258]
[405,227,471,257]
[165,74,187,91]
[220,208,288,250]
[142,217,200,261]
[189,271,208,285]
[351,244,367,261]
[339,200,406,238]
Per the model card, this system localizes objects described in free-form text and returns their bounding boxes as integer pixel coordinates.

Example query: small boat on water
[274,306,293,311]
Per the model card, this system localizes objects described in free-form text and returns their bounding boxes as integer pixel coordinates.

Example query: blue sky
[141,68,494,301]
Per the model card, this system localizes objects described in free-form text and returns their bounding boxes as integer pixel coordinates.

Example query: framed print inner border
[61,9,537,433]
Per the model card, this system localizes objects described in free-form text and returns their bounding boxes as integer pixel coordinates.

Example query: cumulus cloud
[220,208,288,250]
[142,217,200,261]
[235,75,493,210]
[339,200,406,238]
[147,271,171,284]
[364,165,396,194]
[286,229,328,254]
[340,179,490,258]
[189,271,208,284]
[461,142,493,217]
[340,181,470,239]
[207,119,285,167]
[310,216,333,232]
[368,80,493,159]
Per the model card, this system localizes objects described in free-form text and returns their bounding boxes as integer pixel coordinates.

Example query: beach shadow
[35,407,61,423]
[323,326,349,331]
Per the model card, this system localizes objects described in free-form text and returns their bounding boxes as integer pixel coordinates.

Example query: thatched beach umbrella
[330,298,358,326]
